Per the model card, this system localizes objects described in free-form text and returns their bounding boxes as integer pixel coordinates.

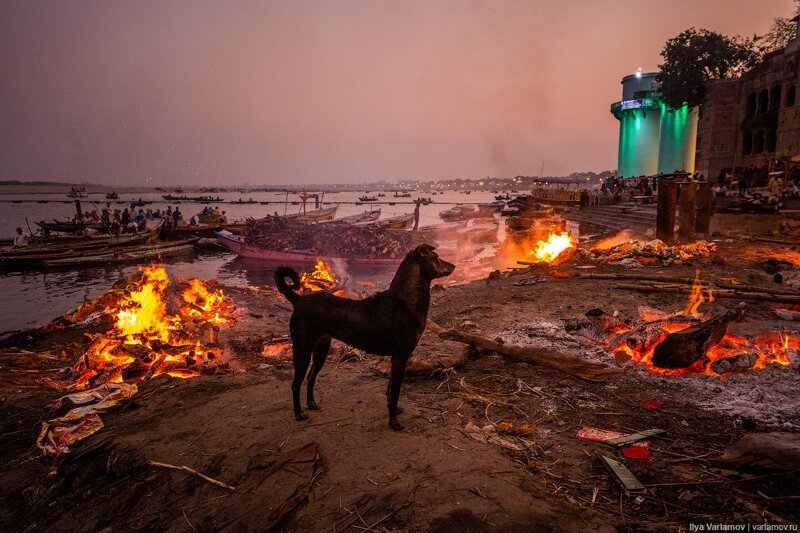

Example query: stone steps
[564,204,656,232]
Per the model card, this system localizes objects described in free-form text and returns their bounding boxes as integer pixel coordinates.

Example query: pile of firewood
[246,217,423,259]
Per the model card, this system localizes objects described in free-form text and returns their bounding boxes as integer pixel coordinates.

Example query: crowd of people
[69,203,190,235]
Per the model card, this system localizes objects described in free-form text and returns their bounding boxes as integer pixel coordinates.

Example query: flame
[531,232,574,263]
[606,270,795,377]
[300,259,343,296]
[72,266,233,389]
[681,270,714,319]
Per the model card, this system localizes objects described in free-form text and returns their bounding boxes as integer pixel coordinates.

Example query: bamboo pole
[613,283,800,304]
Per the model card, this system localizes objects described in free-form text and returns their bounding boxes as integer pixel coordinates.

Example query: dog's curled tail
[274,266,301,304]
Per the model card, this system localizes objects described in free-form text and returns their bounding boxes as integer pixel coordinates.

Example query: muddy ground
[1,242,799,531]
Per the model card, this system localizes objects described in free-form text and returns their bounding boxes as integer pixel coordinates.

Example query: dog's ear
[415,243,436,257]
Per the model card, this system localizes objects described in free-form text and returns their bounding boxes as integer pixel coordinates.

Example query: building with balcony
[695,18,800,179]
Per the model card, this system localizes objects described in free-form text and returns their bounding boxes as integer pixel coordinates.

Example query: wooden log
[651,305,745,369]
[576,272,706,285]
[439,329,623,382]
[656,180,677,243]
[712,281,800,296]
[678,182,697,242]
[695,182,713,234]
[613,283,800,304]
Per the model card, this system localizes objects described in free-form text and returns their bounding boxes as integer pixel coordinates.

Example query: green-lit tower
[610,70,697,178]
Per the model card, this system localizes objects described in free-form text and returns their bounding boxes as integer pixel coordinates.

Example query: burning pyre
[72,266,235,387]
[570,273,796,378]
[300,259,344,296]
[38,266,235,456]
[531,231,574,264]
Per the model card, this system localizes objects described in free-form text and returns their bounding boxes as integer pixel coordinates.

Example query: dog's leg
[306,335,331,411]
[291,334,316,421]
[386,379,403,414]
[387,355,410,431]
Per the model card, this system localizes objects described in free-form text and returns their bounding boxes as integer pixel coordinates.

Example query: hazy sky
[0,0,794,185]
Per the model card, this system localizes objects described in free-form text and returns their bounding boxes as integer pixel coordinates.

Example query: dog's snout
[437,259,456,277]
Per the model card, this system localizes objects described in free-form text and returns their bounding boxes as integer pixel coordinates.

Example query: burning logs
[651,304,746,369]
[245,216,423,259]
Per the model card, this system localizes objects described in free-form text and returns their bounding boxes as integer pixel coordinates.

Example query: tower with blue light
[610,69,697,178]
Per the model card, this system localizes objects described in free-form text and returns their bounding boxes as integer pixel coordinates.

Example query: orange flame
[681,270,714,319]
[73,266,233,389]
[300,259,343,296]
[607,270,795,377]
[531,231,574,263]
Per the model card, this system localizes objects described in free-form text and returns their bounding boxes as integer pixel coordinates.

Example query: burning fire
[682,270,714,319]
[300,259,344,296]
[72,266,234,389]
[607,272,794,377]
[531,231,574,263]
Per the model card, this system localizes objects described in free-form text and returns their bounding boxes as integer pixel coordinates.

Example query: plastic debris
[37,414,104,456]
[639,399,662,410]
[599,455,647,496]
[37,382,137,456]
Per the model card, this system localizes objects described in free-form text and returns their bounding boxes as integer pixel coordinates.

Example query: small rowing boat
[321,210,381,225]
[44,242,195,268]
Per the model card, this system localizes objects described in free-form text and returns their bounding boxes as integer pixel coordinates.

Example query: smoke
[592,230,635,250]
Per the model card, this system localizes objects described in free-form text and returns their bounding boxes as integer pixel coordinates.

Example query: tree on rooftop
[657,28,760,109]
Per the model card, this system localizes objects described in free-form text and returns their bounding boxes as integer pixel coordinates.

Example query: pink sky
[0,0,794,185]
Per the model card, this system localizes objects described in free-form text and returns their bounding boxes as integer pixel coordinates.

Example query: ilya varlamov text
[689,525,798,532]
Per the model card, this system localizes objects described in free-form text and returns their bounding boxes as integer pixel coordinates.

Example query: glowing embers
[530,231,575,264]
[300,259,344,296]
[603,277,795,378]
[71,266,235,390]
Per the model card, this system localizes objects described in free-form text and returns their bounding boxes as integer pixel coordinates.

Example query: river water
[0,189,504,332]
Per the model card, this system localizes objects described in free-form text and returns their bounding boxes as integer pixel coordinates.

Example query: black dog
[274,244,455,430]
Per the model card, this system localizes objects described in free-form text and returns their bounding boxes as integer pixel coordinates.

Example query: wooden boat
[220,223,248,234]
[215,230,403,266]
[495,193,512,201]
[198,213,228,224]
[2,239,198,269]
[283,206,338,223]
[358,196,378,202]
[416,221,466,237]
[394,191,412,198]
[321,210,381,225]
[478,200,505,212]
[1,232,153,257]
[455,222,498,243]
[162,194,223,203]
[356,213,414,230]
[44,242,195,268]
[439,205,476,222]
[38,221,110,233]
[161,224,222,239]
[67,187,88,198]
[106,191,119,200]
